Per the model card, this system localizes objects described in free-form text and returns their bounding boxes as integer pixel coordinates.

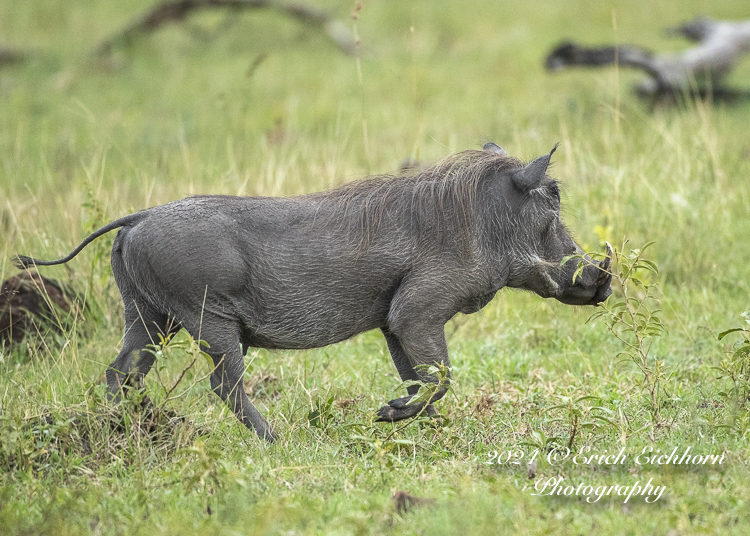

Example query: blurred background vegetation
[1,0,750,534]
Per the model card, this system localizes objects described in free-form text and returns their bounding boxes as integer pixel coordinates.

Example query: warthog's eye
[549,183,561,206]
[541,218,556,242]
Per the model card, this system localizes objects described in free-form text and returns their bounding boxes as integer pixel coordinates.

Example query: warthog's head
[484,143,613,306]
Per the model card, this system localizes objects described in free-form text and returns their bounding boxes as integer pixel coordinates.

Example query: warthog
[15,143,612,442]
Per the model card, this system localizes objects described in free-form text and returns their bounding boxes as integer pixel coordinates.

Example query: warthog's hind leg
[195,319,277,442]
[107,306,178,403]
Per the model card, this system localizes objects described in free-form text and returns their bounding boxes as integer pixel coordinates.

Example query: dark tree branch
[0,46,29,67]
[546,43,659,79]
[95,0,356,57]
[546,17,750,100]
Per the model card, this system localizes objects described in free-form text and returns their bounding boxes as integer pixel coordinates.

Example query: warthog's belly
[236,280,399,350]
[238,306,388,350]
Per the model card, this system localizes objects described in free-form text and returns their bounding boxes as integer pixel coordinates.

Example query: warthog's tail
[13,212,146,269]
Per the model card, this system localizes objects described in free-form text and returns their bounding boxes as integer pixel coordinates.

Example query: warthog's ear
[511,144,558,193]
[483,142,507,156]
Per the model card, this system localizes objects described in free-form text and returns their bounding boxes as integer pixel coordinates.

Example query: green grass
[2,0,750,534]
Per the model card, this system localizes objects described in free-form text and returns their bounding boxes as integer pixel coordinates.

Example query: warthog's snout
[557,242,613,306]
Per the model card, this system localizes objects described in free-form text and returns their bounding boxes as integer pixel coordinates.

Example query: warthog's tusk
[596,241,613,285]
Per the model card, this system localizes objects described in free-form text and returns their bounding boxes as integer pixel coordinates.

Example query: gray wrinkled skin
[14,145,612,442]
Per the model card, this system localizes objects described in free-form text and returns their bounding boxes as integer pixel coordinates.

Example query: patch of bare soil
[0,271,79,347]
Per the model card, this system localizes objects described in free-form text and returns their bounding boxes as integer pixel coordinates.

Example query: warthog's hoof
[375,396,436,422]
[376,404,411,422]
[261,427,278,443]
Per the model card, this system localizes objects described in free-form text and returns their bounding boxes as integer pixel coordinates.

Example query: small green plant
[716,312,750,413]
[72,184,115,327]
[308,394,336,431]
[587,241,668,426]
[146,332,213,406]
[80,167,115,304]
[350,434,415,486]
[175,439,247,507]
[522,429,560,453]
[400,363,452,411]
[544,393,616,450]
[81,190,109,284]
[0,410,85,475]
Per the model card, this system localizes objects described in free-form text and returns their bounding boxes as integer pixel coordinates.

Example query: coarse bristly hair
[310,149,525,252]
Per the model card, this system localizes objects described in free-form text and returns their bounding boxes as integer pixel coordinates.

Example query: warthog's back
[114,194,450,349]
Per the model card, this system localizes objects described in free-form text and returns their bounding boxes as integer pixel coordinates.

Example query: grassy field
[2,0,750,534]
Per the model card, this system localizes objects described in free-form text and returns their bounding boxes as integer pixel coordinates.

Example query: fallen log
[546,17,750,100]
[95,0,357,57]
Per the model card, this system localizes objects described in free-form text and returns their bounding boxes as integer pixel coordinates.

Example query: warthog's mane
[309,150,524,251]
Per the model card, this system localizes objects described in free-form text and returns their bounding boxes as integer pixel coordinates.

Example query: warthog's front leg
[376,323,451,422]
[378,328,438,420]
